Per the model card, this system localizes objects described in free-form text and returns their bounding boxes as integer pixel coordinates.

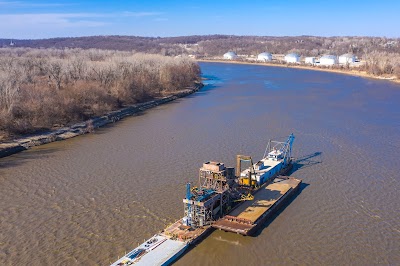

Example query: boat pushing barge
[111,134,301,266]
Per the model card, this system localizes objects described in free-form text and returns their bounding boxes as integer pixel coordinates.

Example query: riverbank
[0,83,203,158]
[197,59,400,84]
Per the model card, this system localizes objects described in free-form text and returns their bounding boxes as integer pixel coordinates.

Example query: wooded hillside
[2,35,399,57]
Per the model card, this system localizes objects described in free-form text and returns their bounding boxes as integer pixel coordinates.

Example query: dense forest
[0,48,200,138]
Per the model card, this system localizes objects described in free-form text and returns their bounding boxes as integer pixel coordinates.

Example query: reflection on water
[1,62,399,265]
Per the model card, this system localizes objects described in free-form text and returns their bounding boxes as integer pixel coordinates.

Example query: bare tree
[0,47,200,137]
[0,73,20,113]
[44,60,65,90]
[68,57,87,82]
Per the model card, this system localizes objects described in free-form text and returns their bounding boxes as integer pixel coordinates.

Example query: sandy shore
[197,59,400,84]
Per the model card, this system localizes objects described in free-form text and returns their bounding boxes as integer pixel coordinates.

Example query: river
[1,62,399,265]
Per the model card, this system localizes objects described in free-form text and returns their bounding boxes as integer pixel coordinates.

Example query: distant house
[319,55,338,65]
[257,52,272,62]
[339,53,356,64]
[305,57,316,64]
[284,53,300,63]
[223,51,238,60]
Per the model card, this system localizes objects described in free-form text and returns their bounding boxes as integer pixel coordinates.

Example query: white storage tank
[339,53,356,64]
[319,55,338,65]
[284,53,300,63]
[223,51,238,60]
[257,52,272,62]
[305,57,316,64]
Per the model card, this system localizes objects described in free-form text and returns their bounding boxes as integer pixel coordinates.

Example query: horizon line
[2,34,400,41]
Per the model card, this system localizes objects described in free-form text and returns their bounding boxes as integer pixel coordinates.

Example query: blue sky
[0,0,399,39]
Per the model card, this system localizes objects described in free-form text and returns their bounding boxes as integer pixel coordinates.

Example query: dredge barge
[111,134,301,266]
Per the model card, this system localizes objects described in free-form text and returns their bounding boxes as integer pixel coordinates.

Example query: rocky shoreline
[0,83,203,158]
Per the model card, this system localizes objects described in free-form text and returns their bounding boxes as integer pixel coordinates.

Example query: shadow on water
[247,151,320,237]
[91,82,220,136]
[170,227,215,266]
[251,181,310,237]
[186,83,220,98]
[290,151,322,174]
[173,182,311,264]
[185,74,222,98]
[0,147,59,170]
[88,111,147,136]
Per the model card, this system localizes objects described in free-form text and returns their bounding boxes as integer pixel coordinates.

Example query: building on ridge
[305,57,316,64]
[257,52,273,62]
[339,53,356,64]
[223,51,238,60]
[284,53,300,63]
[319,55,338,66]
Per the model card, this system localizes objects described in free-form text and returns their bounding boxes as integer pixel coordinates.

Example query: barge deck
[212,177,302,235]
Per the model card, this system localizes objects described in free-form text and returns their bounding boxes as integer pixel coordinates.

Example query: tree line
[2,35,399,77]
[0,48,200,138]
[2,35,399,57]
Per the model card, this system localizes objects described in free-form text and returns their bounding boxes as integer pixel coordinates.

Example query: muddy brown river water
[1,62,399,265]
